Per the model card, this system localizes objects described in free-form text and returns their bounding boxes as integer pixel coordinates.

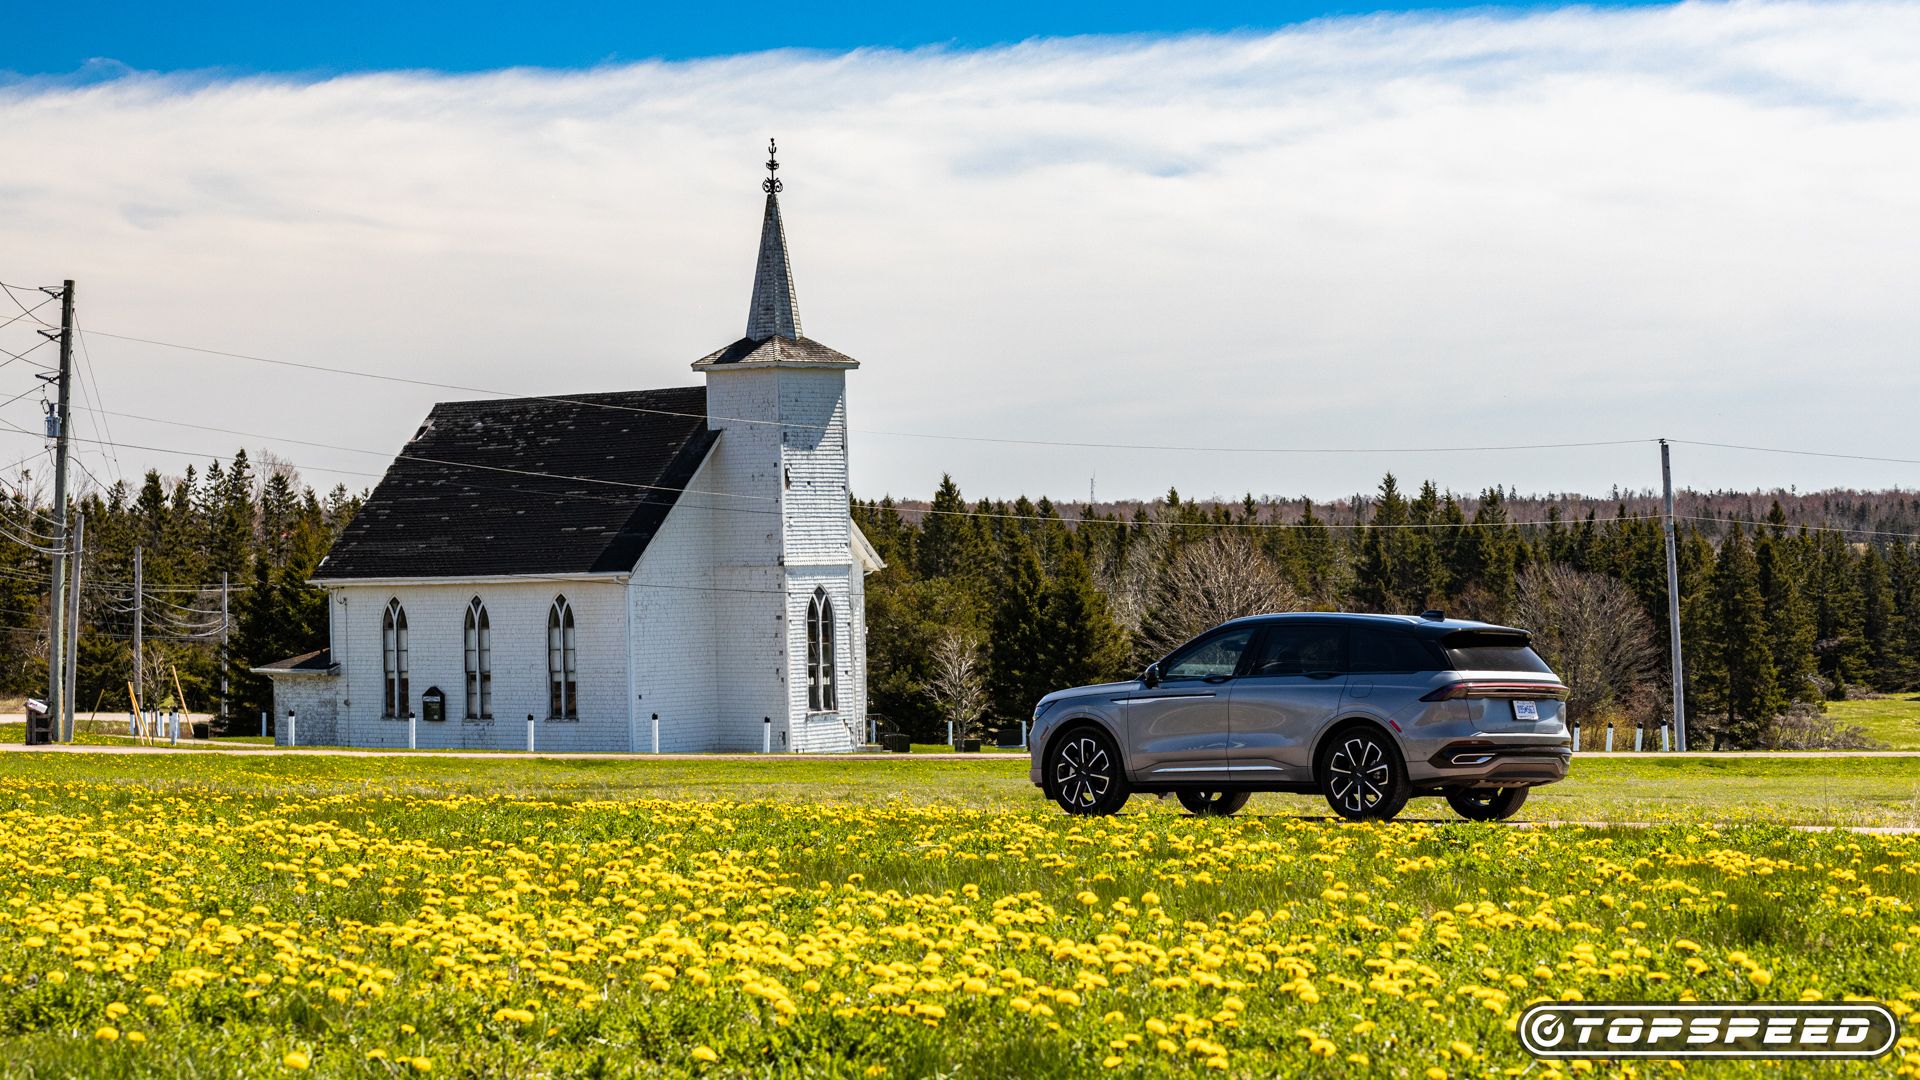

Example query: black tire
[1176,790,1251,817]
[1446,787,1529,821]
[1317,725,1412,822]
[1046,726,1131,816]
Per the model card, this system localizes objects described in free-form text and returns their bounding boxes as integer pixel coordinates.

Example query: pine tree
[1284,500,1342,610]
[1398,481,1444,609]
[1809,530,1868,694]
[1038,546,1129,693]
[1354,474,1409,612]
[1706,524,1781,748]
[986,537,1051,725]
[1460,487,1520,620]
[916,475,982,581]
[1860,545,1900,692]
[1754,526,1817,703]
[1888,540,1920,690]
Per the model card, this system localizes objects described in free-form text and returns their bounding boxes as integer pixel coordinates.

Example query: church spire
[745,138,802,342]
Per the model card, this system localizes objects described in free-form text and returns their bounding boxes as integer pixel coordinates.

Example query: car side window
[1246,624,1344,676]
[1161,627,1256,680]
[1349,628,1442,673]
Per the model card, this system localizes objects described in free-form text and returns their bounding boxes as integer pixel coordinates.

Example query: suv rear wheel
[1446,787,1528,821]
[1047,726,1130,816]
[1176,790,1251,817]
[1318,725,1412,822]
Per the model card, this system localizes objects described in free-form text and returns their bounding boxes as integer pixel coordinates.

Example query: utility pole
[132,545,143,724]
[64,513,83,740]
[1660,439,1688,751]
[44,280,74,741]
[219,572,229,733]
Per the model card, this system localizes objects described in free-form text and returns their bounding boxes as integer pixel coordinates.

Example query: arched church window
[382,599,409,718]
[464,598,492,720]
[548,596,578,719]
[807,588,837,712]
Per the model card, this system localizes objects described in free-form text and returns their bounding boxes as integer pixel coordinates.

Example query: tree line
[4,458,1916,749]
[856,474,1920,749]
[1,452,357,732]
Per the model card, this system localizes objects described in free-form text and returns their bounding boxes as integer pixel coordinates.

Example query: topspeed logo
[1518,1002,1897,1059]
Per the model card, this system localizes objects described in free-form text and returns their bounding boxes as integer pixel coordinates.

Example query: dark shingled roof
[253,648,335,674]
[314,386,718,581]
[694,334,859,368]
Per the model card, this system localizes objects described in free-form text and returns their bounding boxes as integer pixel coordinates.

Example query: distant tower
[694,141,865,751]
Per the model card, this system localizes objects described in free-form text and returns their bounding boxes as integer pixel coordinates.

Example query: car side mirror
[1143,663,1161,689]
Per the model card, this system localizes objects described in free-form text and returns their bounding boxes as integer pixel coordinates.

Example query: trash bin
[882,733,912,753]
[23,698,53,745]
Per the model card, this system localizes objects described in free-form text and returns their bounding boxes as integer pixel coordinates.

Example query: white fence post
[169,710,178,746]
[1604,723,1614,753]
[408,711,417,750]
[527,714,535,753]
[651,712,660,754]
[1572,724,1581,753]
[1021,720,1029,749]
[287,709,296,748]
[1634,726,1644,752]
[947,720,955,750]
[1662,725,1671,752]
[763,716,772,754]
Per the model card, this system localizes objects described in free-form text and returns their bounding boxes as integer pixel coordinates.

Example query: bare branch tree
[927,629,989,743]
[1514,563,1663,728]
[1138,537,1303,660]
[1092,532,1165,641]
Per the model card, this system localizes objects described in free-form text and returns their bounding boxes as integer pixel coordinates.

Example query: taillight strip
[1422,680,1570,702]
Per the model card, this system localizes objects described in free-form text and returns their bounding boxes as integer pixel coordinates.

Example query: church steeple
[745,139,802,342]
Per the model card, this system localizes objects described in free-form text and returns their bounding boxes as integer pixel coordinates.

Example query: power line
[70,405,772,503]
[1671,439,1920,468]
[12,415,1920,542]
[77,325,1668,457]
[71,311,122,482]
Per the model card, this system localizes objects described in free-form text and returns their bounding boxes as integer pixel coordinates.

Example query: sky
[2,0,1917,505]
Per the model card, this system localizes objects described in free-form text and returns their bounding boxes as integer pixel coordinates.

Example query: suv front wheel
[1318,725,1411,822]
[1047,726,1131,816]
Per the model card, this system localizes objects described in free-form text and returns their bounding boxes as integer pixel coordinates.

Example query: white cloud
[2,0,1917,503]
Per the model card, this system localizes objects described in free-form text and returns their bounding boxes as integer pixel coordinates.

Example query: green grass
[4,745,1920,826]
[1829,696,1920,751]
[0,751,1916,1078]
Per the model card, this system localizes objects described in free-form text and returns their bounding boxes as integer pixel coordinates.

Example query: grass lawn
[0,753,1916,1078]
[1830,696,1920,751]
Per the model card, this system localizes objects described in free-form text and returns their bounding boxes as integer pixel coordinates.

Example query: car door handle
[1202,675,1233,684]
[1306,671,1339,680]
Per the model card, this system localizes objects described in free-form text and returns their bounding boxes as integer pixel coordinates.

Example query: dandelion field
[0,753,1917,1078]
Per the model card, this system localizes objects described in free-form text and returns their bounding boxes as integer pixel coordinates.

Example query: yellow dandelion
[282,1050,310,1070]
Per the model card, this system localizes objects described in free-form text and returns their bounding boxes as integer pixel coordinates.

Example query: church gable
[315,386,718,581]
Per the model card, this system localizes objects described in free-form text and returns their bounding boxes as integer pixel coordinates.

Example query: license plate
[1511,700,1540,721]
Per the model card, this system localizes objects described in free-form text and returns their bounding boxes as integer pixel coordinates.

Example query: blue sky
[4,2,1917,501]
[5,0,1667,75]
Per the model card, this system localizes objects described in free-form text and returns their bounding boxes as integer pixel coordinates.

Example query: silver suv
[1028,612,1570,821]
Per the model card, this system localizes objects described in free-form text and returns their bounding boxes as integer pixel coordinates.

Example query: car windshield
[1443,631,1553,673]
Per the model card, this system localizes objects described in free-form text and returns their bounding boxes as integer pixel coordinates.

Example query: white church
[257,147,881,753]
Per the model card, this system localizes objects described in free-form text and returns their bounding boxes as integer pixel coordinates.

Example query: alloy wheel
[1326,734,1392,815]
[1054,734,1114,809]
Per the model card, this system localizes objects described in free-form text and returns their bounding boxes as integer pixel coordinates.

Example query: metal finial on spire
[763,138,782,194]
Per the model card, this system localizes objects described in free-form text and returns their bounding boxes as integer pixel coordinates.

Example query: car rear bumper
[1419,740,1571,789]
